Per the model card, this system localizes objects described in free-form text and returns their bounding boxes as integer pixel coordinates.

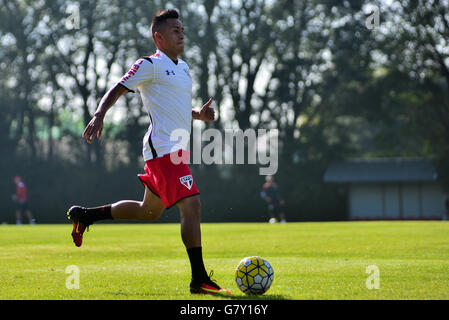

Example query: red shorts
[138,150,200,208]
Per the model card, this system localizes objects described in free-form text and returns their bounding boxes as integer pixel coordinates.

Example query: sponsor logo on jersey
[120,59,144,83]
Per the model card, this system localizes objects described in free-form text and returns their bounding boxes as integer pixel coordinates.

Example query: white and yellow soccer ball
[235,256,274,295]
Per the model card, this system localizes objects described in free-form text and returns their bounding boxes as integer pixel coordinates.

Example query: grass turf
[0,221,448,300]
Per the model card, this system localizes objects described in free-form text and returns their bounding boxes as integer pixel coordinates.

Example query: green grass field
[1,221,449,300]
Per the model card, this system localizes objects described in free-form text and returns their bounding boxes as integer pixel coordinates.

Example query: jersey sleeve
[119,57,154,93]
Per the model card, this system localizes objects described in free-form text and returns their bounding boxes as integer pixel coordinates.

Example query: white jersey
[119,49,192,161]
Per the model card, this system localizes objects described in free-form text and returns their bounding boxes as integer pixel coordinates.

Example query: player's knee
[146,208,163,221]
[140,202,163,221]
[180,196,201,217]
[189,196,201,214]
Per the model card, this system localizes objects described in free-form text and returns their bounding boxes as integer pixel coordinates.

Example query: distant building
[324,158,446,220]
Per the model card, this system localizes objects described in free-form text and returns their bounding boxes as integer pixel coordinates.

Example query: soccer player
[66,9,229,295]
[13,175,36,225]
[261,175,286,223]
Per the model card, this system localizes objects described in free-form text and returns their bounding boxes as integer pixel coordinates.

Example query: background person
[13,176,35,225]
[261,175,286,223]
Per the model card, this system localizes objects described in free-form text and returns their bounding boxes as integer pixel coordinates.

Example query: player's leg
[267,202,277,223]
[67,186,165,247]
[25,210,36,224]
[177,195,202,249]
[68,186,164,223]
[15,209,22,225]
[111,186,165,221]
[177,195,230,294]
[277,201,286,223]
[21,202,35,224]
[279,209,286,223]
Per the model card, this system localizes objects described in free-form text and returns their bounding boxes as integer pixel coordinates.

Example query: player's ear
[153,32,163,46]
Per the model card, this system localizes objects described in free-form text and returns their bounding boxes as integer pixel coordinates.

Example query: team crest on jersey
[179,175,194,190]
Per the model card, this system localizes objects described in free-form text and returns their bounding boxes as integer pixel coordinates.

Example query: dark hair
[151,9,180,38]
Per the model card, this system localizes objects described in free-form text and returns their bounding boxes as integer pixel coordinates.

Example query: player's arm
[83,58,153,144]
[193,98,215,122]
[82,83,128,144]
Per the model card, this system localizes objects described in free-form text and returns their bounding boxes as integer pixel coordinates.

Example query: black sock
[187,246,208,282]
[87,205,113,222]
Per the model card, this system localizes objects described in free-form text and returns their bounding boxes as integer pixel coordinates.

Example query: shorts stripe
[147,113,158,159]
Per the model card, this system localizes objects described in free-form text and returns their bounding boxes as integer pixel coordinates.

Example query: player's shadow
[213,293,289,300]
[105,289,288,300]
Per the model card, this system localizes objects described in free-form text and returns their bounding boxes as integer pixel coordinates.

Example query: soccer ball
[235,256,274,295]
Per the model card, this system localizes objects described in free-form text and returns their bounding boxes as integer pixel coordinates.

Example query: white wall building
[324,158,447,220]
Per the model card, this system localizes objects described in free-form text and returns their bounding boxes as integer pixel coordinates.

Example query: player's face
[159,19,185,56]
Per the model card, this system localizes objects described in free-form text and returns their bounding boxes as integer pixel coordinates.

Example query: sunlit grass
[1,221,448,299]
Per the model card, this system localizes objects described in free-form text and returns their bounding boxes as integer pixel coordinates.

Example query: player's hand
[199,98,215,122]
[82,115,104,144]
